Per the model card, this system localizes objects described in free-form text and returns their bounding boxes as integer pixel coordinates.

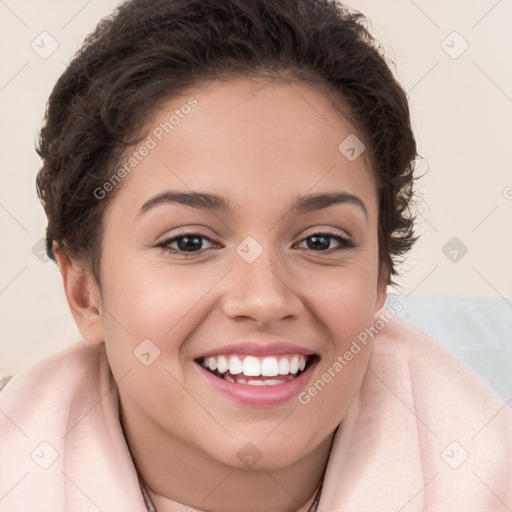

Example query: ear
[54,243,105,345]
[374,263,389,313]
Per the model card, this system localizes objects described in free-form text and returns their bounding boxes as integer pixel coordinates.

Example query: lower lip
[195,360,318,407]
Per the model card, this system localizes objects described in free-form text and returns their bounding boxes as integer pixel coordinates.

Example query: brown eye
[156,233,219,253]
[297,233,355,252]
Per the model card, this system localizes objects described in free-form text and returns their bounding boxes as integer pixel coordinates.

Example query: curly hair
[36,0,418,286]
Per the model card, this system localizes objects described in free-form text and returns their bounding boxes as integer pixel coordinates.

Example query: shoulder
[6,342,107,382]
[373,311,497,393]
[370,309,512,459]
[324,311,512,509]
[0,342,110,422]
[372,310,506,405]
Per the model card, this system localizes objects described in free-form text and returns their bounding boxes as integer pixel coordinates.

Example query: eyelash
[154,231,356,254]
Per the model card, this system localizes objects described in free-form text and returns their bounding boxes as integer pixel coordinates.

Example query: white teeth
[289,356,299,374]
[201,353,311,380]
[261,357,279,377]
[242,356,261,376]
[246,380,266,386]
[234,377,289,386]
[278,358,290,375]
[217,355,228,374]
[229,355,243,375]
[246,376,295,386]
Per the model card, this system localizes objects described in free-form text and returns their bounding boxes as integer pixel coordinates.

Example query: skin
[56,76,387,512]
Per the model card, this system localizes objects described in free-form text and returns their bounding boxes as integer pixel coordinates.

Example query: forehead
[108,77,377,218]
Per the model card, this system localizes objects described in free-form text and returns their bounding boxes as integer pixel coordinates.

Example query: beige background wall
[1,0,511,376]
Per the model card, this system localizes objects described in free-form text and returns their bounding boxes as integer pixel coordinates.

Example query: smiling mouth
[195,354,319,386]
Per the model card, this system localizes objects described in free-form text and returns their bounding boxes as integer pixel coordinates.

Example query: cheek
[101,261,219,336]
[297,285,374,430]
[99,263,223,426]
[304,257,380,336]
[296,261,378,416]
[323,283,377,342]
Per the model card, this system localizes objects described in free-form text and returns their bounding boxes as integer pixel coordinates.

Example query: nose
[221,250,304,326]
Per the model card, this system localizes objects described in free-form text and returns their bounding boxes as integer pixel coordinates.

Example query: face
[87,77,386,470]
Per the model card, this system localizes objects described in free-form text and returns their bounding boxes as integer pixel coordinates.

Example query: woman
[1,0,510,510]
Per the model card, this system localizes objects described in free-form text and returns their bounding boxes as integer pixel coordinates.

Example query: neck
[121,405,335,512]
[145,467,325,512]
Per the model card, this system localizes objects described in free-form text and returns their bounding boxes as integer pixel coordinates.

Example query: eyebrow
[138,190,367,218]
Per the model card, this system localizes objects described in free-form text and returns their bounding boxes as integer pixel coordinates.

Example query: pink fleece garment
[1,314,511,511]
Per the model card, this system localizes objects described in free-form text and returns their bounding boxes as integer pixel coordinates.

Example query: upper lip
[195,341,317,360]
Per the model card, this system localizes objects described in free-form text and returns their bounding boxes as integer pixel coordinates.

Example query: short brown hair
[36,0,418,285]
